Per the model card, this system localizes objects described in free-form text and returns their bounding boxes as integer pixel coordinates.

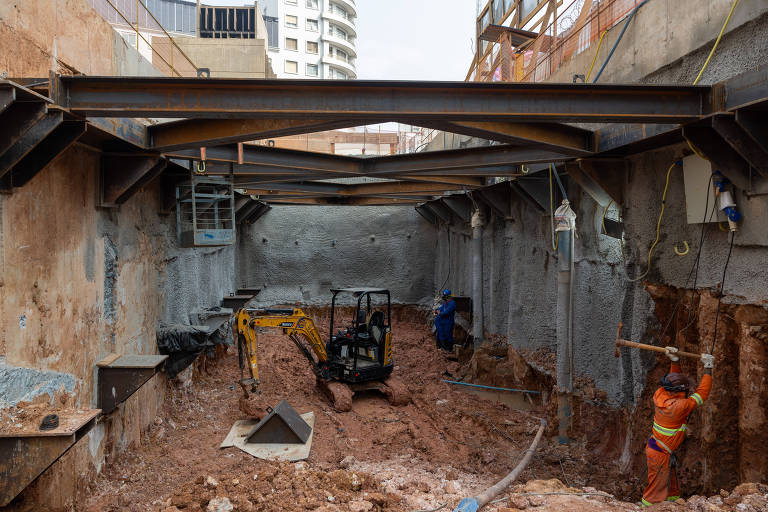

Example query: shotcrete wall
[237,205,437,305]
[432,3,768,492]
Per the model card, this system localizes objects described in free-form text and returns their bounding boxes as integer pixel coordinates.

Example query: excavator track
[382,377,411,406]
[318,380,354,412]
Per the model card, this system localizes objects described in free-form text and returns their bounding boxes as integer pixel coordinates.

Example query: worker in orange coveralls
[641,347,714,507]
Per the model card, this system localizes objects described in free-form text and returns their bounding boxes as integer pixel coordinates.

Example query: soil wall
[0,3,237,508]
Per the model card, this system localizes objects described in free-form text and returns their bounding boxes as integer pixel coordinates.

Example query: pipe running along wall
[471,209,485,348]
[555,200,575,445]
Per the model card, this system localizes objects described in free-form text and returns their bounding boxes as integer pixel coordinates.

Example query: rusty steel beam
[150,118,381,150]
[711,114,768,177]
[165,145,361,174]
[258,196,424,206]
[100,155,167,206]
[242,180,472,197]
[683,125,750,190]
[55,76,711,123]
[415,120,593,155]
[233,173,484,188]
[1,120,86,191]
[0,110,63,178]
[169,143,566,177]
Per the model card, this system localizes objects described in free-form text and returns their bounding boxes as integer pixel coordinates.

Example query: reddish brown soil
[83,307,767,511]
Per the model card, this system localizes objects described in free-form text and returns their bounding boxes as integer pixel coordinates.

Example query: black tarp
[156,320,232,378]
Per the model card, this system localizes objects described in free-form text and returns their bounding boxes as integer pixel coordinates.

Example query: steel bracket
[96,354,168,415]
[0,409,100,506]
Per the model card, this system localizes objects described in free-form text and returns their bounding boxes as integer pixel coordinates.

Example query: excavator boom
[233,308,327,391]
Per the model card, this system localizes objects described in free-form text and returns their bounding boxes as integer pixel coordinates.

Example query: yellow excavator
[232,288,409,411]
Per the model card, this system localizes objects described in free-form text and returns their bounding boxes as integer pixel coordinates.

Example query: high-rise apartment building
[260,0,357,79]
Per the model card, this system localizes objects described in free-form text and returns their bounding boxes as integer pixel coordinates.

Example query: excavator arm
[233,308,328,394]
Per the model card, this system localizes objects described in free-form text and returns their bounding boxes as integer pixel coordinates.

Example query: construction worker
[641,347,714,507]
[434,289,456,351]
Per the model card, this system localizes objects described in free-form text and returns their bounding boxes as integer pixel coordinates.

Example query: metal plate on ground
[220,412,315,462]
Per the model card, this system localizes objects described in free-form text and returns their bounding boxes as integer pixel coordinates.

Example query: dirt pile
[82,306,766,511]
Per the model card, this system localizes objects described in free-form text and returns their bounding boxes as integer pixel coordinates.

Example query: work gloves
[701,353,715,369]
[664,346,679,362]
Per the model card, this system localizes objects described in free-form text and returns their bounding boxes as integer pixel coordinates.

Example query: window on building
[335,48,348,62]
[334,27,347,40]
[285,37,298,50]
[305,0,318,8]
[285,0,297,5]
[306,63,319,76]
[520,0,537,20]
[285,60,298,74]
[331,69,347,80]
[306,18,319,31]
[306,40,319,54]
[121,31,138,49]
[285,14,298,27]
[331,3,348,19]
[265,16,279,49]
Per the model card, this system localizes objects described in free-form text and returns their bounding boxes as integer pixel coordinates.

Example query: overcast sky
[201,0,477,80]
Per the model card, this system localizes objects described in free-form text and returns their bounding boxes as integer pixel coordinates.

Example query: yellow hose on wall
[693,0,741,85]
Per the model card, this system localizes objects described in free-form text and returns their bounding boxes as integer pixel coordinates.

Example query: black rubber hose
[592,0,650,83]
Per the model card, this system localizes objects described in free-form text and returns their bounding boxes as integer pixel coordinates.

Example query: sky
[201,0,477,81]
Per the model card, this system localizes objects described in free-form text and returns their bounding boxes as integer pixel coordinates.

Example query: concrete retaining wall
[237,205,437,306]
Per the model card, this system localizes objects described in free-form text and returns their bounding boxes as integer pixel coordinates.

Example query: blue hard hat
[442,289,452,297]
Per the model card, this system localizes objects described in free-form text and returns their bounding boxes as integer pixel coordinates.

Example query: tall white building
[260,0,357,79]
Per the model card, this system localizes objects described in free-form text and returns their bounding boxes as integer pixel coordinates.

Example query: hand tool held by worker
[664,346,679,362]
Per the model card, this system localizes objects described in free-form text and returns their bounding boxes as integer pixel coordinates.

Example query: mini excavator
[232,288,409,411]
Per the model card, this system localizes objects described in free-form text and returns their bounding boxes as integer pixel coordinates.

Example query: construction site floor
[84,308,768,512]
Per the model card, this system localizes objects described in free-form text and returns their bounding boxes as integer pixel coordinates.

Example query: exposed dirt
[83,306,766,511]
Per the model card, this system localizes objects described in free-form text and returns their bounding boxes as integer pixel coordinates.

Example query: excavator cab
[326,288,394,383]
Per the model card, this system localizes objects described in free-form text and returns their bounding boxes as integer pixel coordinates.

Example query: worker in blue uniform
[434,289,457,351]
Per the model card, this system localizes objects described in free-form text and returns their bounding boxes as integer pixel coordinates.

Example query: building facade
[261,0,357,79]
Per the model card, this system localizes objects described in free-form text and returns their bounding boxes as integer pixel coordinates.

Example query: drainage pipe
[556,228,574,444]
[442,380,541,395]
[471,209,485,349]
[453,418,547,512]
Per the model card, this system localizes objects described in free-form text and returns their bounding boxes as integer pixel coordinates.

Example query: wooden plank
[0,409,100,438]
[96,353,121,368]
[109,354,168,369]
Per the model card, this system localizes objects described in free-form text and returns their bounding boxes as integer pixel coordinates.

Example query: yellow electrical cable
[626,161,681,282]
[674,240,690,256]
[586,30,608,82]
[601,199,613,236]
[693,0,741,85]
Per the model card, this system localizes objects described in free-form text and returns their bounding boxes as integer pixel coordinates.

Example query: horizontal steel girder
[166,143,569,178]
[55,76,711,123]
[242,180,471,196]
[150,118,381,150]
[260,196,424,206]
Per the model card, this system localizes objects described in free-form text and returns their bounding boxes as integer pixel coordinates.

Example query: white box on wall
[682,154,726,224]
